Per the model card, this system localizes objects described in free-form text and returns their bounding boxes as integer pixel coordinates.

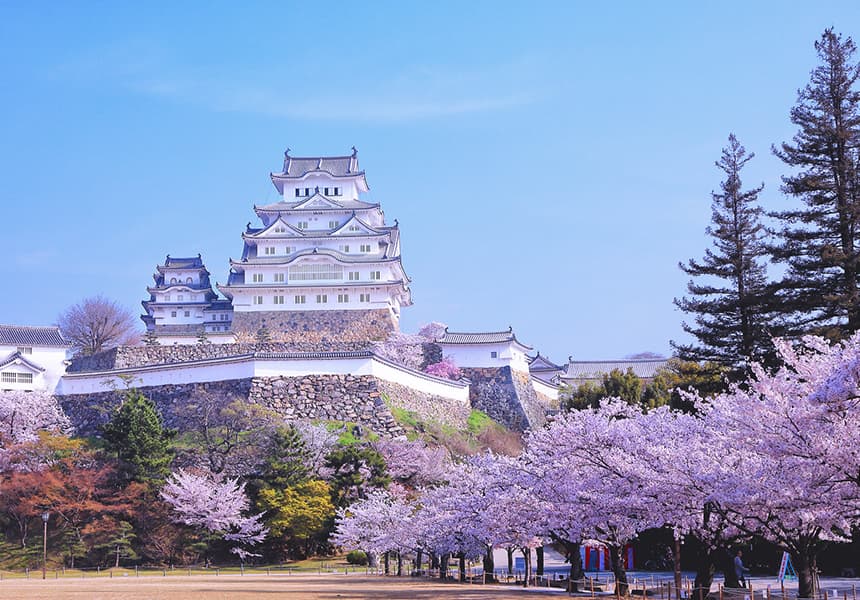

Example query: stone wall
[69,341,372,372]
[376,379,470,429]
[461,367,547,432]
[232,309,396,343]
[249,374,403,437]
[59,380,253,436]
[59,375,406,438]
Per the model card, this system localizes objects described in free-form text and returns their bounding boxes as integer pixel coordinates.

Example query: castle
[2,149,666,434]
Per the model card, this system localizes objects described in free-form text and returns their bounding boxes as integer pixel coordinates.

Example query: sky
[1,1,859,363]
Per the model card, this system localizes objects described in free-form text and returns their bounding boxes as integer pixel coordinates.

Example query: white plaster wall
[531,377,559,402]
[229,286,396,312]
[438,341,531,371]
[56,354,470,403]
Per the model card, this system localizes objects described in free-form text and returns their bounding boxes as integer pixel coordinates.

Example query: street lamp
[41,511,49,580]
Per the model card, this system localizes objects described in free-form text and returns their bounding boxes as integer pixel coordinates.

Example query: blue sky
[1,1,858,362]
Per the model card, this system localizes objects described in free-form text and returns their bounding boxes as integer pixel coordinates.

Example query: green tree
[326,445,389,507]
[769,29,860,339]
[256,480,335,559]
[673,135,771,368]
[562,369,645,410]
[643,360,729,412]
[256,425,311,489]
[101,389,175,486]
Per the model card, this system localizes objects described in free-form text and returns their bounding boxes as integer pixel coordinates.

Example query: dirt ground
[0,573,573,599]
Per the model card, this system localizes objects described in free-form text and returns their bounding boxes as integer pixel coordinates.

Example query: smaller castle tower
[141,255,234,344]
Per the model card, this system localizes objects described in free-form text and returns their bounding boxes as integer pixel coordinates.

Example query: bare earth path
[0,573,570,599]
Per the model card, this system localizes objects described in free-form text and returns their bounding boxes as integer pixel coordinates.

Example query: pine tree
[673,134,770,367]
[142,329,160,346]
[101,389,175,486]
[769,29,860,338]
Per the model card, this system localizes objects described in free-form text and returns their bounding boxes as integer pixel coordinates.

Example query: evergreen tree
[101,389,175,486]
[673,134,770,367]
[255,325,272,345]
[196,329,211,345]
[769,29,860,338]
[142,329,160,346]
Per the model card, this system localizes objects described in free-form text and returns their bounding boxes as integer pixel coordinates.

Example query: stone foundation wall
[68,341,372,372]
[59,375,405,438]
[461,367,547,432]
[232,309,396,343]
[376,379,470,429]
[249,374,403,437]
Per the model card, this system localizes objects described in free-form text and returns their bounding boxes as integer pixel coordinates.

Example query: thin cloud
[52,42,544,122]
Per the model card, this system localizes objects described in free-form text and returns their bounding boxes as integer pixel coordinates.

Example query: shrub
[346,550,369,565]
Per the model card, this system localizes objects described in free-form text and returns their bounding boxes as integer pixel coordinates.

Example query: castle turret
[142,255,233,344]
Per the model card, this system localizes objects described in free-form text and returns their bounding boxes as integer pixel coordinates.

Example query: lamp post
[41,511,49,580]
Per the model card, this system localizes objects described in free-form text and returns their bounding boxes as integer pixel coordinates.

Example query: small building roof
[156,255,206,271]
[529,352,563,372]
[562,358,669,381]
[0,351,46,372]
[0,325,67,347]
[437,327,533,350]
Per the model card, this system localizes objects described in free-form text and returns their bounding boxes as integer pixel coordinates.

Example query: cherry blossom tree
[424,357,462,380]
[373,439,450,488]
[0,391,71,472]
[160,469,267,559]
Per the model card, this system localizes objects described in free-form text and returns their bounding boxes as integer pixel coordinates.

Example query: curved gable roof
[0,325,67,347]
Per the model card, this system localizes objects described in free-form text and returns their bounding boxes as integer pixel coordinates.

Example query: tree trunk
[439,553,449,580]
[507,547,514,574]
[674,538,683,600]
[792,547,818,599]
[522,548,532,588]
[459,553,466,582]
[483,544,495,583]
[537,545,545,576]
[609,544,629,596]
[383,551,390,575]
[368,551,378,568]
[430,552,439,570]
[692,543,716,600]
[414,550,423,576]
[115,545,120,568]
[560,539,584,592]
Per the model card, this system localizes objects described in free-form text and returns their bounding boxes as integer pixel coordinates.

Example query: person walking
[734,550,750,587]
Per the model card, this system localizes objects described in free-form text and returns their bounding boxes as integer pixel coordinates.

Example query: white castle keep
[141,148,412,344]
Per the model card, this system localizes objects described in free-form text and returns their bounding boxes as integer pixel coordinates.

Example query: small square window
[491,351,498,359]
[17,347,32,355]
[184,311,190,317]
[171,311,177,317]
[295,189,300,197]
[295,295,306,304]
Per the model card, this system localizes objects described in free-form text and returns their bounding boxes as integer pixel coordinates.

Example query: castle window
[1,372,32,384]
[295,189,300,197]
[348,271,360,281]
[360,244,371,253]
[285,246,294,254]
[252,273,263,283]
[491,351,498,359]
[253,296,264,305]
[186,277,193,284]
[297,222,308,230]
[212,315,217,321]
[177,295,184,301]
[329,220,339,229]
[274,295,284,305]
[184,311,190,317]
[370,271,381,280]
[338,294,349,303]
[264,246,276,255]
[348,224,360,232]
[294,295,306,304]
[289,263,343,281]
[164,295,171,301]
[339,244,350,253]
[324,188,330,195]
[220,314,228,321]
[334,187,340,196]
[171,311,177,317]
[359,293,370,303]
[170,278,177,284]
[304,188,310,196]
[17,347,32,355]
[273,273,285,282]
[316,294,328,304]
